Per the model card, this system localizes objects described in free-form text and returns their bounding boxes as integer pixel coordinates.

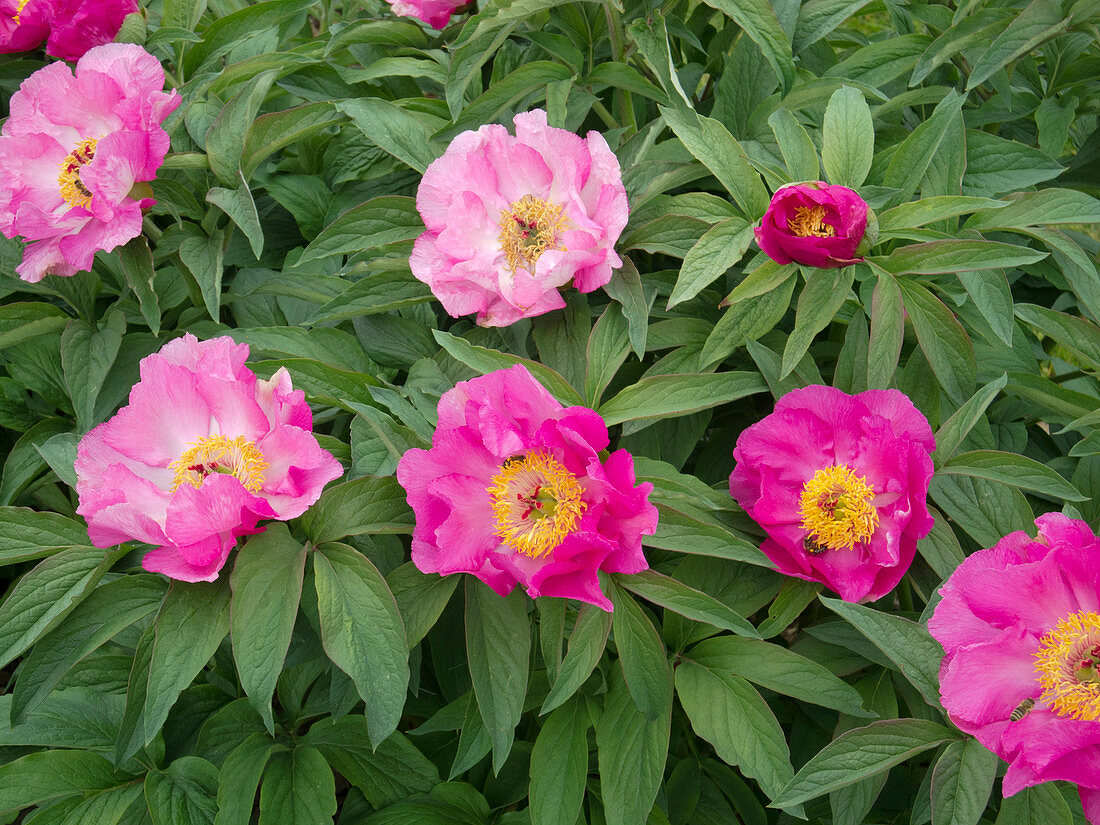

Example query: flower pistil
[58,137,98,210]
[488,449,585,557]
[1035,610,1100,721]
[799,464,878,551]
[170,434,267,493]
[787,205,836,238]
[499,194,569,275]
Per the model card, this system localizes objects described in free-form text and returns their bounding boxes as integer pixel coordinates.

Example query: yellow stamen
[13,0,30,23]
[1035,610,1100,721]
[169,435,268,493]
[487,449,586,558]
[57,138,98,210]
[788,205,836,238]
[498,194,570,275]
[798,465,878,551]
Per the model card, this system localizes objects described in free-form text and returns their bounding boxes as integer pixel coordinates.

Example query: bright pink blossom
[411,109,629,327]
[755,182,869,268]
[76,334,344,582]
[0,43,179,282]
[930,514,1100,820]
[396,365,656,610]
[729,385,935,603]
[0,0,137,59]
[386,0,464,28]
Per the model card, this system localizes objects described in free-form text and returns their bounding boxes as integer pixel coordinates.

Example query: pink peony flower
[729,385,935,603]
[76,334,344,582]
[1,0,137,60]
[755,182,869,268]
[386,0,464,29]
[395,365,657,610]
[0,42,179,283]
[0,0,49,54]
[410,109,629,327]
[930,513,1100,821]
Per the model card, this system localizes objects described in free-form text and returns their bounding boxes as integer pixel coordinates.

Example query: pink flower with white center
[729,385,935,603]
[395,365,657,611]
[930,514,1100,822]
[0,42,179,283]
[386,0,464,28]
[410,109,629,327]
[76,335,344,582]
[1,0,138,60]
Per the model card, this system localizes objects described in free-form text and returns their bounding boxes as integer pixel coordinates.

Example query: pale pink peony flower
[395,365,657,610]
[729,385,935,603]
[410,109,629,327]
[0,42,179,282]
[930,514,1100,821]
[76,335,344,582]
[1,0,137,60]
[386,0,464,29]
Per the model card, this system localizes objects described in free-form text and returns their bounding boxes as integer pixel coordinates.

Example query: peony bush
[0,0,1098,823]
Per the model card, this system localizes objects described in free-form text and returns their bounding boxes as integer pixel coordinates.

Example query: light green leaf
[822,86,874,188]
[941,450,1086,501]
[257,748,336,825]
[599,372,768,426]
[529,698,590,825]
[610,580,672,722]
[930,739,999,825]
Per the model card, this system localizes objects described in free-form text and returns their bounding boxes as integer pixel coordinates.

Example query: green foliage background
[0,0,1099,822]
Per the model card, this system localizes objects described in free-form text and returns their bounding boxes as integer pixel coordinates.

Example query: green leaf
[768,108,819,182]
[529,698,590,825]
[35,431,80,489]
[660,106,770,220]
[930,739,999,825]
[443,61,572,139]
[116,237,161,335]
[207,177,264,259]
[644,506,772,567]
[305,270,434,325]
[205,70,277,186]
[820,596,944,708]
[782,267,855,378]
[895,276,976,405]
[432,329,584,406]
[541,604,611,714]
[771,719,958,807]
[387,562,459,649]
[617,569,759,639]
[145,757,219,825]
[465,578,531,774]
[1015,303,1100,371]
[918,508,966,581]
[60,309,125,432]
[867,268,904,389]
[11,574,165,725]
[584,302,631,407]
[994,782,1073,825]
[0,545,124,669]
[822,86,874,188]
[878,196,1006,232]
[299,196,423,264]
[243,102,343,179]
[604,258,653,359]
[941,450,1086,501]
[934,375,1009,464]
[596,666,671,825]
[702,271,796,367]
[794,0,875,52]
[964,189,1100,230]
[314,542,409,748]
[689,636,873,717]
[178,229,225,323]
[598,372,768,426]
[966,0,1069,90]
[675,662,795,806]
[141,580,231,749]
[257,748,336,825]
[302,476,414,545]
[698,0,795,90]
[182,0,315,74]
[337,99,444,173]
[0,507,93,565]
[959,269,1015,346]
[877,240,1047,275]
[667,218,754,309]
[610,580,671,722]
[0,750,125,816]
[963,131,1063,197]
[230,525,305,733]
[882,91,965,204]
[215,733,274,825]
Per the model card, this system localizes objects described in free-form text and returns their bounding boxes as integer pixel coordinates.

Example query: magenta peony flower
[386,0,464,28]
[410,109,629,327]
[76,335,344,582]
[395,365,657,610]
[1,0,137,60]
[0,43,179,283]
[930,513,1100,820]
[754,182,869,269]
[729,385,935,603]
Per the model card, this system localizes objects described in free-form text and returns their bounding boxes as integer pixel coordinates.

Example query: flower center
[13,0,29,22]
[798,465,878,552]
[498,194,569,275]
[1035,610,1100,721]
[487,449,586,558]
[788,205,836,238]
[58,138,98,210]
[169,435,267,494]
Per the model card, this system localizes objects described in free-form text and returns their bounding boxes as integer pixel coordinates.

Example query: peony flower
[930,514,1100,822]
[1,0,137,60]
[395,365,657,610]
[729,385,935,603]
[410,109,629,327]
[754,182,869,268]
[386,0,464,29]
[0,42,179,283]
[76,334,344,582]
